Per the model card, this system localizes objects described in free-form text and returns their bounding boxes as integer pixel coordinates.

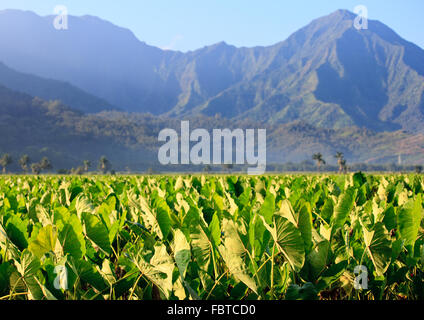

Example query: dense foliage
[0,173,423,300]
[2,84,424,172]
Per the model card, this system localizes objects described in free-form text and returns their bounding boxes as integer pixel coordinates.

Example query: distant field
[0,173,423,300]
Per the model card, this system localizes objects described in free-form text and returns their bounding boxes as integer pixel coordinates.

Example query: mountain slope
[182,10,424,132]
[1,84,424,171]
[0,9,177,113]
[0,9,424,132]
[0,85,156,170]
[0,62,117,113]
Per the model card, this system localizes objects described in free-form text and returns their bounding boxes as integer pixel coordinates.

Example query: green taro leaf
[59,215,86,259]
[363,222,392,276]
[279,200,313,253]
[331,188,356,235]
[75,195,95,218]
[173,229,191,278]
[5,215,28,250]
[208,213,221,247]
[67,257,108,292]
[149,244,175,299]
[83,213,111,255]
[259,191,275,224]
[0,223,21,260]
[306,239,330,281]
[15,250,57,300]
[285,282,318,300]
[126,244,175,299]
[316,261,348,291]
[137,195,171,240]
[0,262,11,295]
[397,194,423,252]
[155,202,172,240]
[219,219,258,294]
[190,223,214,274]
[28,225,62,259]
[261,215,305,272]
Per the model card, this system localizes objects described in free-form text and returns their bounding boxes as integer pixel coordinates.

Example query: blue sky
[0,0,423,51]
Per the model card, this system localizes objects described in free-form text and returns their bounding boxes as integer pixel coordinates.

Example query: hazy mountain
[174,10,424,132]
[0,62,117,113]
[0,9,424,132]
[1,84,423,172]
[0,9,177,113]
[0,84,156,170]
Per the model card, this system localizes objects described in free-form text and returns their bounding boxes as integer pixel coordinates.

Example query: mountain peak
[329,9,356,20]
[206,41,233,49]
[0,8,423,133]
[0,9,41,21]
[0,9,37,15]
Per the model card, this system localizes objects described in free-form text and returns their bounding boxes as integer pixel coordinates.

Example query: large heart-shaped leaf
[363,222,392,276]
[83,213,111,255]
[28,225,62,259]
[397,194,423,252]
[261,215,305,272]
[219,219,257,294]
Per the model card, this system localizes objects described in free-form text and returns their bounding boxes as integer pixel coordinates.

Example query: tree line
[1,152,423,175]
[311,152,423,174]
[0,154,114,175]
[312,152,348,173]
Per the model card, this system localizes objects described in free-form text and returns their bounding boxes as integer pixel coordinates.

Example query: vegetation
[3,10,424,133]
[30,163,42,175]
[1,83,424,172]
[39,157,53,172]
[83,161,91,173]
[19,155,30,173]
[222,164,234,173]
[0,63,117,114]
[0,173,423,300]
[98,156,112,174]
[312,153,326,172]
[335,152,348,174]
[0,154,12,174]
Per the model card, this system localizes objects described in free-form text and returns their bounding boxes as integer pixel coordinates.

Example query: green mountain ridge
[0,62,117,113]
[169,10,424,132]
[0,9,424,170]
[0,9,423,133]
[0,84,423,171]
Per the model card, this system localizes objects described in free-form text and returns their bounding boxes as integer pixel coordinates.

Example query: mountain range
[1,83,423,171]
[0,8,423,170]
[0,62,116,113]
[0,9,424,133]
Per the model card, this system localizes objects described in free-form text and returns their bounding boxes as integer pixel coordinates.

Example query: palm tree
[222,163,233,173]
[19,155,30,173]
[98,156,111,174]
[72,167,85,175]
[39,157,53,172]
[334,152,344,174]
[340,159,348,174]
[83,160,91,172]
[31,163,41,175]
[312,153,326,172]
[0,154,12,174]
